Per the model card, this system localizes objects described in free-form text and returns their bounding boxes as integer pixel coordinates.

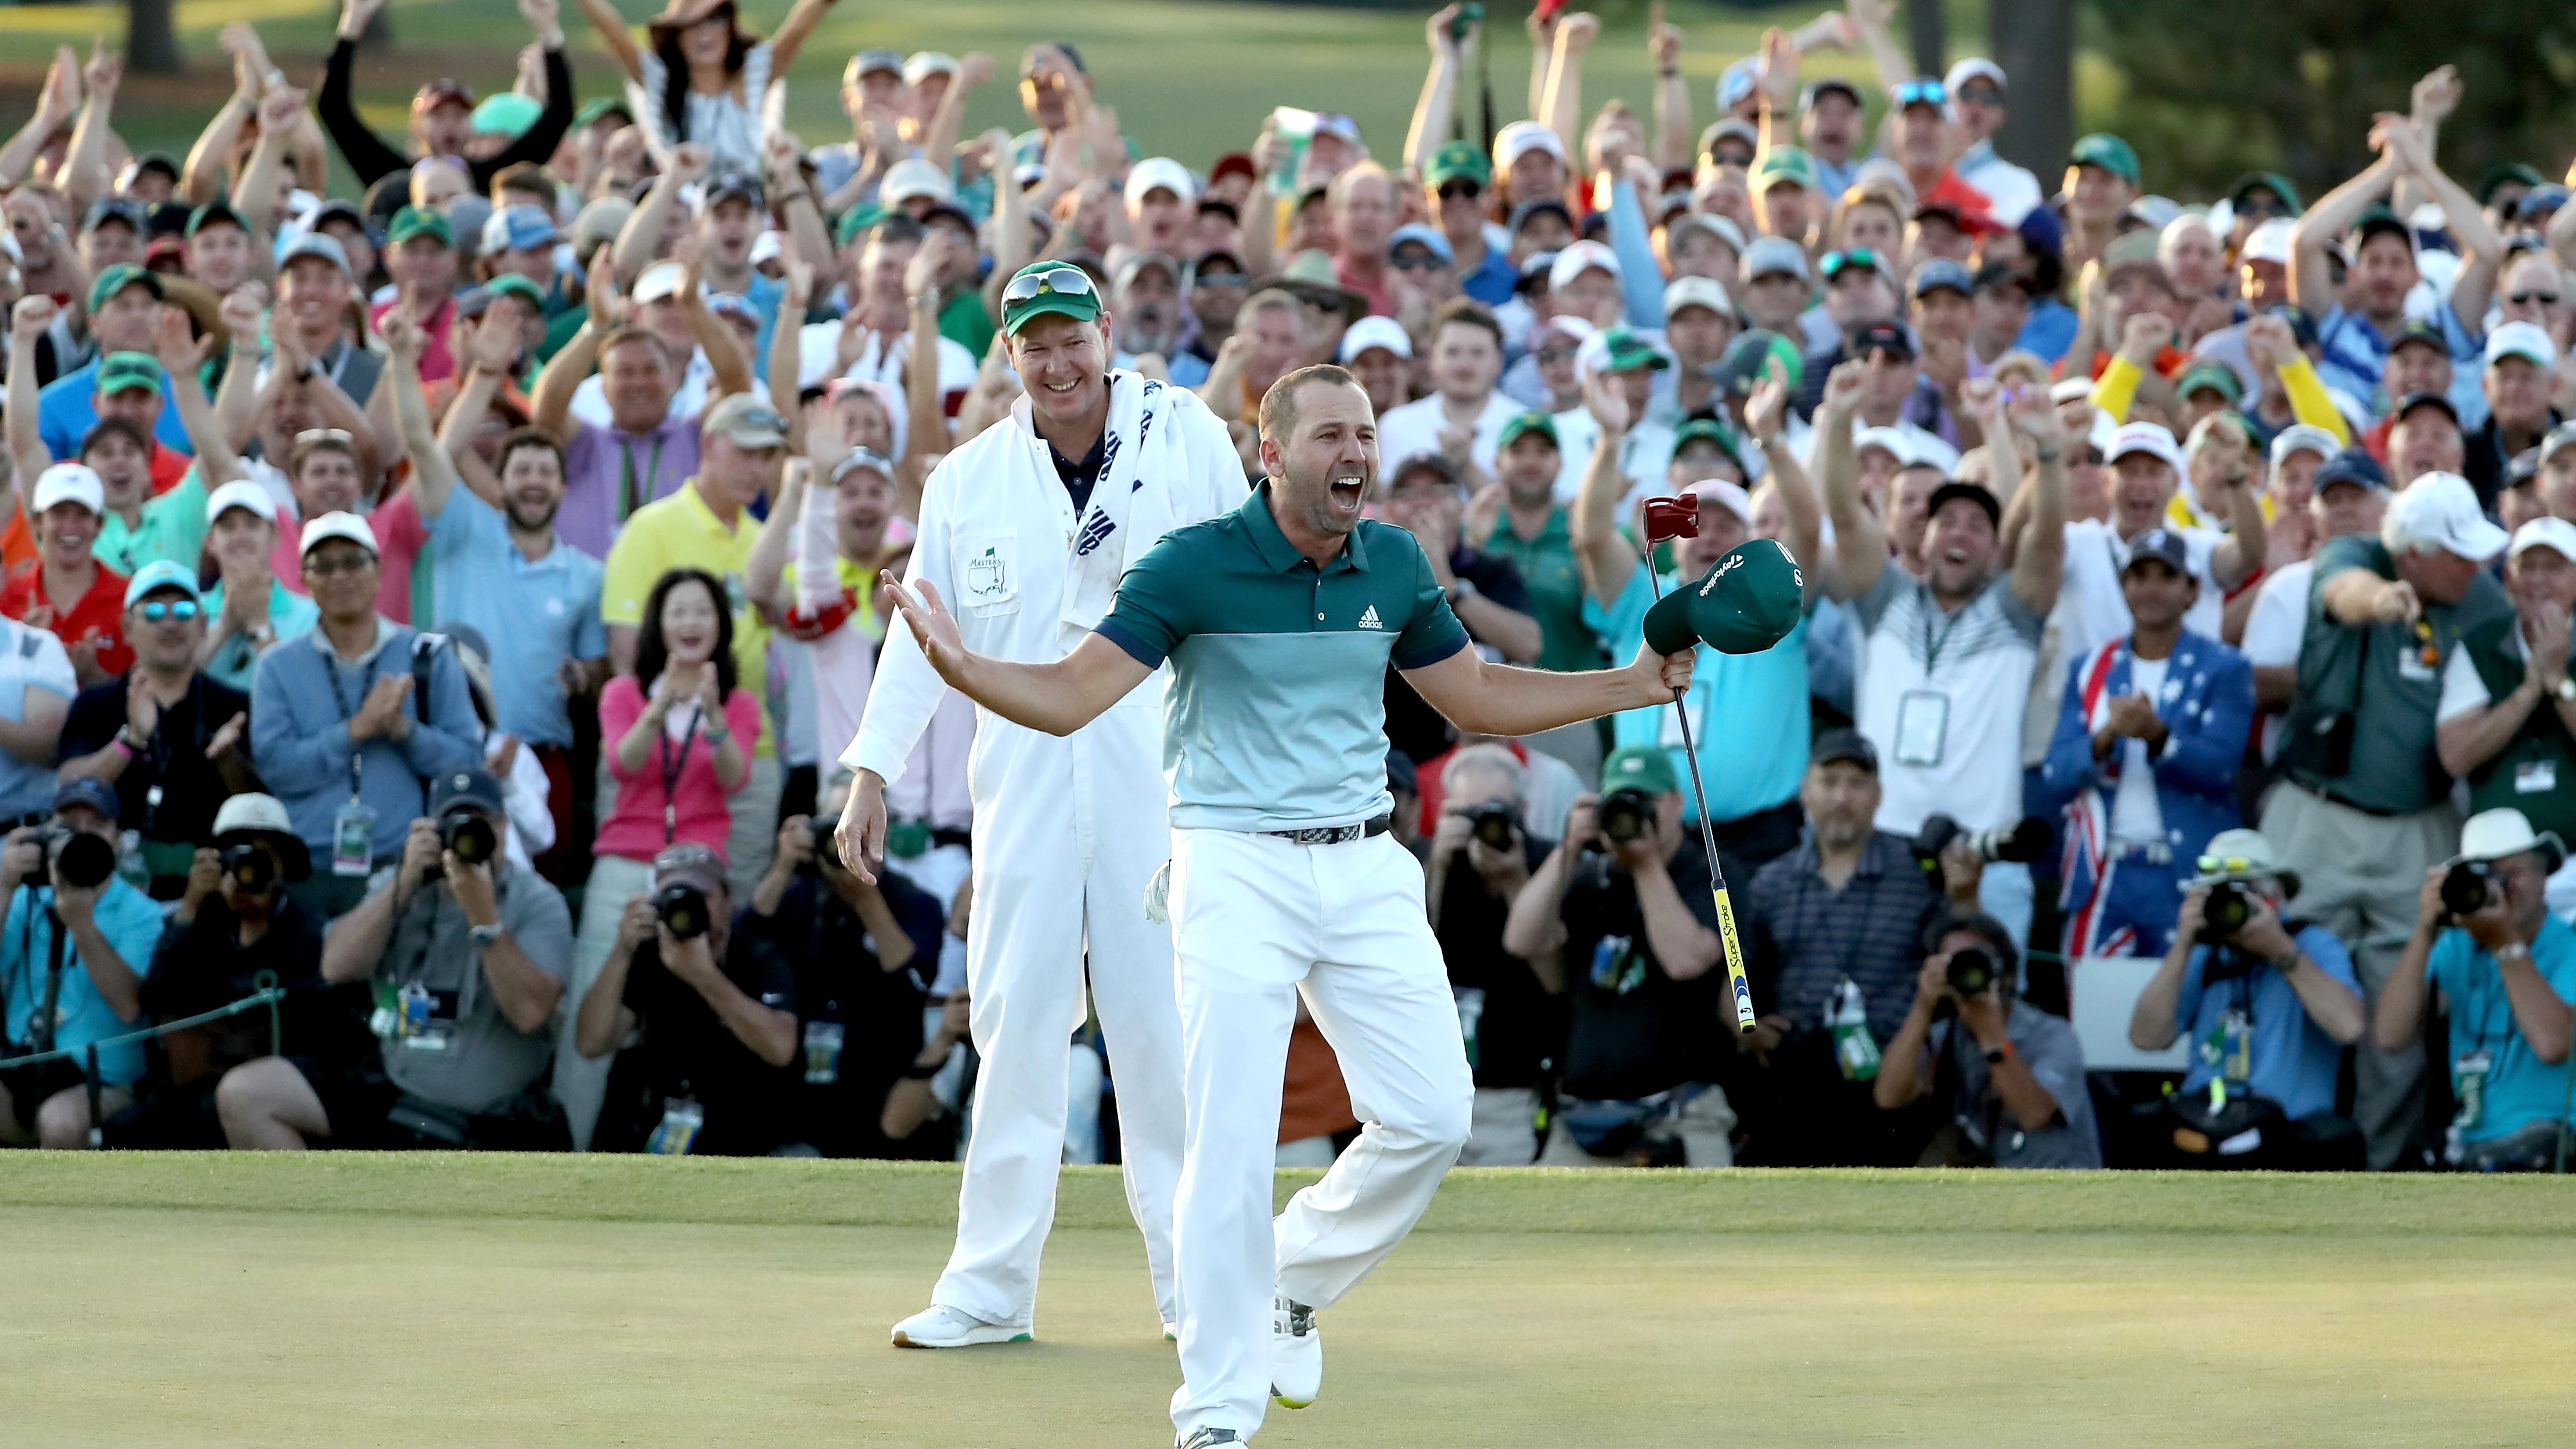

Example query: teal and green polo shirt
[1097,482,1469,832]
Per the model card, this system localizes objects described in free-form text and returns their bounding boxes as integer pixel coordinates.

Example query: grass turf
[8,1156,2576,1446]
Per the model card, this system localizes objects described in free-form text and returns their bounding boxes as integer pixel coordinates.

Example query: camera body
[807,816,841,870]
[438,807,497,867]
[221,842,277,894]
[24,823,116,891]
[2202,880,2254,937]
[1945,946,1997,997]
[2442,859,2498,918]
[1461,801,1521,852]
[1596,788,1656,846]
[654,882,710,940]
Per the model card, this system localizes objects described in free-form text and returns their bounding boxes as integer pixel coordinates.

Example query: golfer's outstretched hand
[882,572,970,682]
[1625,641,1695,706]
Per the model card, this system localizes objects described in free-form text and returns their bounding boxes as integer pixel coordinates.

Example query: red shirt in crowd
[1,560,132,676]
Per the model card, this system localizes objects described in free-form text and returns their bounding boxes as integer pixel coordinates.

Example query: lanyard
[620,434,666,524]
[657,702,702,845]
[324,651,380,801]
[1921,594,1969,678]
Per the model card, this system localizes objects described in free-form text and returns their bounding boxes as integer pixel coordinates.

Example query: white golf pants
[931,708,1186,1331]
[1166,827,1473,1444]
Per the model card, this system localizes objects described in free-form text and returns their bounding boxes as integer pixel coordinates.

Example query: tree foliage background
[2090,0,2576,201]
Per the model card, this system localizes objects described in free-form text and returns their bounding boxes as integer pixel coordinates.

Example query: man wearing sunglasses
[840,259,1245,1354]
[2267,471,2510,1169]
[56,560,259,900]
[1942,59,2041,229]
[2465,323,2567,508]
[1422,142,1515,309]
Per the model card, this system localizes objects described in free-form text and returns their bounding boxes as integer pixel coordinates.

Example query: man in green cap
[1750,146,1821,248]
[2063,132,2142,271]
[1472,410,1602,684]
[869,359,1716,1448]
[36,264,192,462]
[1422,140,1516,307]
[835,257,1244,1357]
[371,205,464,383]
[1548,326,1674,510]
[182,200,257,297]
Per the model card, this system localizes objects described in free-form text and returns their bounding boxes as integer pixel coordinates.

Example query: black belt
[1260,814,1392,847]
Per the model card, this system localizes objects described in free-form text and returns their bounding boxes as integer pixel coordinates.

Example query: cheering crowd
[1,0,2574,1173]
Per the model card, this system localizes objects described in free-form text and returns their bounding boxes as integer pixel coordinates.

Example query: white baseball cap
[1336,314,1413,363]
[1853,426,1914,464]
[2388,471,2507,561]
[300,510,380,559]
[901,51,959,86]
[1124,156,1197,211]
[2048,377,2097,406]
[1943,58,2006,93]
[2510,516,2576,565]
[631,259,687,304]
[748,229,783,267]
[1663,275,1733,319]
[2455,806,2566,870]
[2543,423,2576,468]
[205,478,279,525]
[2486,320,2558,372]
[32,462,103,516]
[880,157,954,206]
[2240,218,2296,266]
[1680,478,1753,525]
[1548,239,1620,293]
[1494,120,1566,171]
[2269,423,2341,470]
[2108,420,2185,473]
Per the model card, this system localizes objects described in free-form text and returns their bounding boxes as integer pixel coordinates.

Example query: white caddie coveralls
[1090,484,1477,1446]
[848,370,1245,1332]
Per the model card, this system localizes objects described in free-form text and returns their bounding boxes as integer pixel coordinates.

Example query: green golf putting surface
[9,1159,2574,1446]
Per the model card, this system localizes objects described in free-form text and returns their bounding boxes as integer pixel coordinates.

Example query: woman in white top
[572,0,836,176]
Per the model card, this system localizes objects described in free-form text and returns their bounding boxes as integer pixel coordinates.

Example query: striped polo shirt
[1096,482,1469,832]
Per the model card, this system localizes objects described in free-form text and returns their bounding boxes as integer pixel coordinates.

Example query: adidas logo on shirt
[1357,604,1384,630]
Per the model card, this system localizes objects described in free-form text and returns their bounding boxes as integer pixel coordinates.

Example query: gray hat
[651,841,727,897]
[280,232,355,279]
[1740,236,1811,282]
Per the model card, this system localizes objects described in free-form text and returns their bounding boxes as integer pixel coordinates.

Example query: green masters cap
[2068,133,2141,187]
[1000,259,1104,336]
[387,205,455,248]
[574,96,635,130]
[93,351,164,399]
[1598,326,1670,374]
[1600,744,1680,798]
[834,201,887,248]
[85,262,163,316]
[1425,140,1491,190]
[2476,162,2548,206]
[1713,328,1803,398]
[185,199,246,238]
[2174,362,2243,405]
[1496,410,1559,452]
[1642,538,1806,657]
[2227,171,2303,218]
[481,273,548,311]
[1671,417,1746,472]
[1749,146,1820,193]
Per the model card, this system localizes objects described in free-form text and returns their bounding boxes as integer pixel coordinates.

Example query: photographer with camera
[123,795,369,1148]
[577,842,801,1156]
[0,779,168,1148]
[1503,746,1737,1167]
[2433,518,2576,918]
[214,767,574,1150]
[55,561,261,900]
[2044,529,2254,961]
[2129,829,2368,1167]
[1874,910,2103,1167]
[744,770,956,1159]
[2373,808,2576,1171]
[1735,730,1981,1167]
[1426,744,1563,1166]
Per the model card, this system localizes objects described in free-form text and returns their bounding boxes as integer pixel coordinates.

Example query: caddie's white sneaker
[1269,1295,1321,1408]
[889,1304,1029,1348]
[1163,1320,1180,1343]
[1178,1429,1242,1448]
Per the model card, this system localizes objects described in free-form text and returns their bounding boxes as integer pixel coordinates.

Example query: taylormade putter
[1635,496,1759,1037]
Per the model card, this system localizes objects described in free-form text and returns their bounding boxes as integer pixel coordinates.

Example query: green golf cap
[1496,410,1559,451]
[1642,538,1806,657]
[387,205,455,248]
[1671,417,1747,471]
[93,351,164,399]
[1000,260,1105,336]
[834,201,888,248]
[1749,146,1820,193]
[185,199,246,237]
[481,273,547,311]
[1425,140,1491,189]
[1713,328,1803,398]
[2477,163,2548,206]
[85,262,163,316]
[2068,133,2140,186]
[1600,744,1680,797]
[1598,326,1670,374]
[2174,362,2243,405]
[2227,171,2302,217]
[574,96,635,129]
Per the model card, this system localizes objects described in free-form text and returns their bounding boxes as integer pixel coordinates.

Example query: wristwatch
[2553,677,2575,702]
[470,922,507,949]
[117,724,152,751]
[2496,940,2534,965]
[1445,578,1478,604]
[1983,1043,2013,1066]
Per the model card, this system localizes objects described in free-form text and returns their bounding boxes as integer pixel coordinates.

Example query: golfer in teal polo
[879,362,1733,1448]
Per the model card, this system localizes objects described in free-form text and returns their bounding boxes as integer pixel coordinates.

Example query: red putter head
[1640,496,1699,544]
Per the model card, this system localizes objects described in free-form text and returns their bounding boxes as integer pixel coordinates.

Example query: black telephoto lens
[809,816,840,868]
[221,843,276,892]
[2202,881,2253,936]
[53,830,117,891]
[1598,788,1653,844]
[439,808,497,867]
[2441,860,2495,918]
[1945,947,1996,996]
[654,882,710,940]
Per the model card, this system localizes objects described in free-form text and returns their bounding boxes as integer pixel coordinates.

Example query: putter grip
[1711,885,1756,1034]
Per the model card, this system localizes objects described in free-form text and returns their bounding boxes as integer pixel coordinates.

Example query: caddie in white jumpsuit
[871,366,1695,1447]
[840,262,1246,1347]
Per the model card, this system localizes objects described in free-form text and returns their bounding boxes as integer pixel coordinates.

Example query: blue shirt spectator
[249,617,485,867]
[0,856,165,1086]
[38,359,193,463]
[2173,922,2362,1121]
[2423,914,2576,1148]
[1584,564,1809,826]
[422,489,607,749]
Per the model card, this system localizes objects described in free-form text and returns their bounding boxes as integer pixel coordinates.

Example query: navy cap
[2121,528,2193,578]
[2395,390,2460,427]
[1925,481,2002,529]
[2388,319,2449,356]
[1811,727,1878,773]
[1850,320,1914,359]
[428,767,507,817]
[2313,448,2389,494]
[1910,257,1975,299]
[53,777,121,820]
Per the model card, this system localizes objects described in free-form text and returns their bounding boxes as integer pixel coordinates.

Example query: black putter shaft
[1640,543,1759,1036]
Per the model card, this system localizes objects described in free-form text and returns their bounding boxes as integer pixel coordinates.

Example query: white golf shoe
[889,1304,1029,1348]
[1163,1321,1180,1343]
[1269,1295,1321,1408]
[1178,1429,1241,1448]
